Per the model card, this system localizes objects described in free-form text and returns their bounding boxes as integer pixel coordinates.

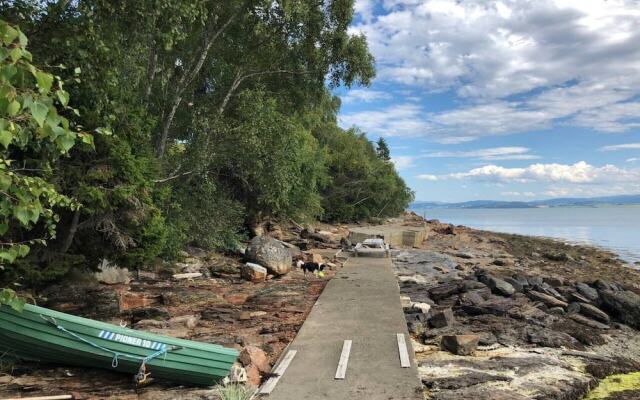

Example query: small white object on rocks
[411,302,431,314]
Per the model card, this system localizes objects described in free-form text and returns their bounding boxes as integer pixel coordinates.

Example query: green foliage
[0,2,412,289]
[0,20,93,296]
[214,384,256,400]
[376,137,391,161]
[0,287,24,311]
[316,127,414,222]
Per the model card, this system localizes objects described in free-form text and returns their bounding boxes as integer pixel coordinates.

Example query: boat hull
[0,304,238,386]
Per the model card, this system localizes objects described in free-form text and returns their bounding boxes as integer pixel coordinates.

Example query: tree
[0,20,95,308]
[376,137,390,161]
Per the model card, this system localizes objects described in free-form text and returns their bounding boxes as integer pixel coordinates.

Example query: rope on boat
[40,315,179,383]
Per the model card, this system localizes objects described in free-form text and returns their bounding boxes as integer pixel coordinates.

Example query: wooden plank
[259,349,297,395]
[335,339,352,379]
[397,333,411,368]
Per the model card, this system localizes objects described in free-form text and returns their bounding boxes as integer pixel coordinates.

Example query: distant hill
[411,194,640,209]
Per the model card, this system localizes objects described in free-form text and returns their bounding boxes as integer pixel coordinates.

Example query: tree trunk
[60,208,80,253]
[155,13,237,157]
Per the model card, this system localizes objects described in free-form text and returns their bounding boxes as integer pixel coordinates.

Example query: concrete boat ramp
[260,256,423,400]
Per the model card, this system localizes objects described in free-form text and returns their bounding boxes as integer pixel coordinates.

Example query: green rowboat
[0,303,238,385]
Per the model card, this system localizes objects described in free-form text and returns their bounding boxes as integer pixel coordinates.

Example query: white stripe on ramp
[335,339,352,380]
[259,349,297,395]
[397,333,411,368]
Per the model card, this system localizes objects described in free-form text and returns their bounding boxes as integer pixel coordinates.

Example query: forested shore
[0,1,413,296]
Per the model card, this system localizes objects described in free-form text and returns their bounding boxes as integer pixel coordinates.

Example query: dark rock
[534,283,565,300]
[422,371,512,390]
[461,280,487,291]
[545,277,565,287]
[407,320,427,336]
[429,389,528,400]
[570,292,593,304]
[576,302,610,324]
[567,302,581,313]
[479,274,515,297]
[455,252,474,259]
[527,290,568,308]
[429,282,463,301]
[526,327,580,348]
[528,276,544,287]
[130,307,170,322]
[543,252,569,262]
[593,279,615,292]
[441,335,479,356]
[429,308,455,328]
[459,289,489,307]
[513,275,531,289]
[569,313,610,330]
[599,289,640,329]
[576,282,599,301]
[492,259,512,266]
[504,277,524,293]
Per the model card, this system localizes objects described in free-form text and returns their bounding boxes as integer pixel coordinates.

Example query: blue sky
[336,0,640,202]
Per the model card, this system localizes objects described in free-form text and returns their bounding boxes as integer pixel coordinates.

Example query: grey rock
[569,313,610,330]
[441,335,479,356]
[576,302,610,324]
[576,283,599,301]
[429,308,455,328]
[527,290,568,308]
[483,275,516,297]
[245,236,292,276]
[599,289,640,329]
[504,277,524,293]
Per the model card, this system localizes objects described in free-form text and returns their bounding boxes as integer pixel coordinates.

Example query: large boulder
[246,236,292,276]
[598,289,640,329]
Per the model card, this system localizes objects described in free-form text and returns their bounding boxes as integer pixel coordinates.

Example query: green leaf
[29,101,48,127]
[81,133,94,147]
[56,133,76,153]
[0,130,12,148]
[35,71,54,93]
[0,172,10,190]
[7,99,20,116]
[18,31,28,47]
[9,47,21,62]
[0,249,17,263]
[17,244,30,257]
[1,25,19,45]
[56,89,69,107]
[74,67,81,74]
[0,223,7,236]
[13,207,30,226]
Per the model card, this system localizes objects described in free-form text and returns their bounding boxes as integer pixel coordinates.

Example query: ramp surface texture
[267,257,423,400]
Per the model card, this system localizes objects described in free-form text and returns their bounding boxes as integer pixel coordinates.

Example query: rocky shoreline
[396,218,640,400]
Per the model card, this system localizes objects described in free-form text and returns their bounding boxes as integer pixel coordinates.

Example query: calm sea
[410,206,640,264]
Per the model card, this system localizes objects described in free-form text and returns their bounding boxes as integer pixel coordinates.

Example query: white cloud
[439,161,640,184]
[501,191,536,197]
[348,0,640,137]
[628,158,640,163]
[600,143,640,151]
[391,155,418,170]
[341,89,392,103]
[423,146,539,160]
[339,103,431,137]
[416,173,438,181]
